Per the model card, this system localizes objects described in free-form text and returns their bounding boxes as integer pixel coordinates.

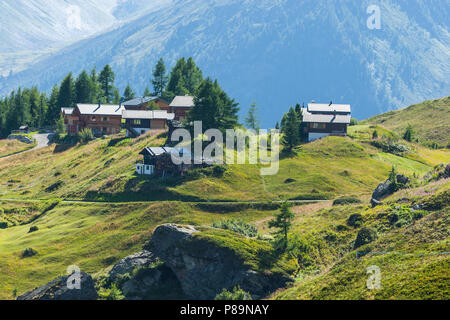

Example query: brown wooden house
[62,103,124,136]
[168,95,195,121]
[302,102,351,142]
[123,97,169,111]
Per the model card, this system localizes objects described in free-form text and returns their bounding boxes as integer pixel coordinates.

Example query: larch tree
[98,65,116,103]
[244,100,260,130]
[151,58,168,97]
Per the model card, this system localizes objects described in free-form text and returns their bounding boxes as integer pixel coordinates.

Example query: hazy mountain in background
[0,0,170,76]
[0,0,449,126]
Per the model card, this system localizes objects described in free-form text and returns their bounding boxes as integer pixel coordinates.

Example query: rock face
[146,224,291,300]
[371,174,409,207]
[18,272,97,300]
[108,250,156,282]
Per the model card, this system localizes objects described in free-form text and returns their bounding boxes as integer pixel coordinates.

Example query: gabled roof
[307,103,351,114]
[76,104,124,116]
[61,107,74,115]
[302,108,351,124]
[122,110,175,120]
[170,95,195,108]
[139,147,190,157]
[123,96,168,106]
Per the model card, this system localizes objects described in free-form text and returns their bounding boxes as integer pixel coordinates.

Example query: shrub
[371,139,409,155]
[28,226,39,233]
[215,286,252,300]
[212,165,227,177]
[333,197,361,206]
[212,219,258,237]
[347,213,363,227]
[78,128,94,144]
[97,284,125,300]
[0,222,8,229]
[22,248,38,258]
[354,228,377,249]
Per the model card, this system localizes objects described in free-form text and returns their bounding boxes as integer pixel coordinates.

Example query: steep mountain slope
[0,0,171,76]
[0,0,449,126]
[364,96,450,148]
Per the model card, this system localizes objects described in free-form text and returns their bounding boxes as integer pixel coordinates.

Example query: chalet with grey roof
[62,102,124,136]
[123,96,169,111]
[122,110,175,137]
[302,102,351,142]
[168,95,195,121]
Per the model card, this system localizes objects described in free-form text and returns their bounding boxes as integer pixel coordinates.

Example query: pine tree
[281,107,300,151]
[151,58,168,97]
[183,57,203,94]
[123,84,135,101]
[47,85,60,125]
[57,73,75,109]
[28,87,40,128]
[38,93,48,128]
[403,124,414,142]
[143,86,152,97]
[187,78,239,133]
[90,67,100,102]
[268,202,294,251]
[75,70,93,103]
[244,100,260,130]
[98,65,116,103]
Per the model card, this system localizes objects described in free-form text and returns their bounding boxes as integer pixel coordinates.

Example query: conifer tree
[151,58,168,97]
[75,70,93,103]
[47,85,60,125]
[281,107,300,151]
[187,78,239,133]
[98,65,116,103]
[123,84,135,101]
[57,73,75,109]
[245,100,260,130]
[268,202,294,251]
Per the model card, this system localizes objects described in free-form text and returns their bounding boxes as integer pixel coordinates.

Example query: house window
[103,117,108,122]
[134,119,141,125]
[312,123,326,129]
[91,116,96,121]
[103,127,107,133]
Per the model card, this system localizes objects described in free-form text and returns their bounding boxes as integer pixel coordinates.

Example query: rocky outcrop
[145,224,292,300]
[7,134,34,144]
[108,250,156,282]
[371,174,409,207]
[18,271,97,300]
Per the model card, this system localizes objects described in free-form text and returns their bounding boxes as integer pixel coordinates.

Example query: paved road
[31,133,52,151]
[0,133,53,160]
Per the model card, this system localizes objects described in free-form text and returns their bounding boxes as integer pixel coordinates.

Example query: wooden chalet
[122,110,175,137]
[302,102,351,142]
[62,103,124,136]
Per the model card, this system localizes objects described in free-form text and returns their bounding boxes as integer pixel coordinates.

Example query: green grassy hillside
[272,180,450,300]
[1,130,447,202]
[0,199,283,299]
[0,109,448,300]
[363,96,450,148]
[0,139,34,158]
